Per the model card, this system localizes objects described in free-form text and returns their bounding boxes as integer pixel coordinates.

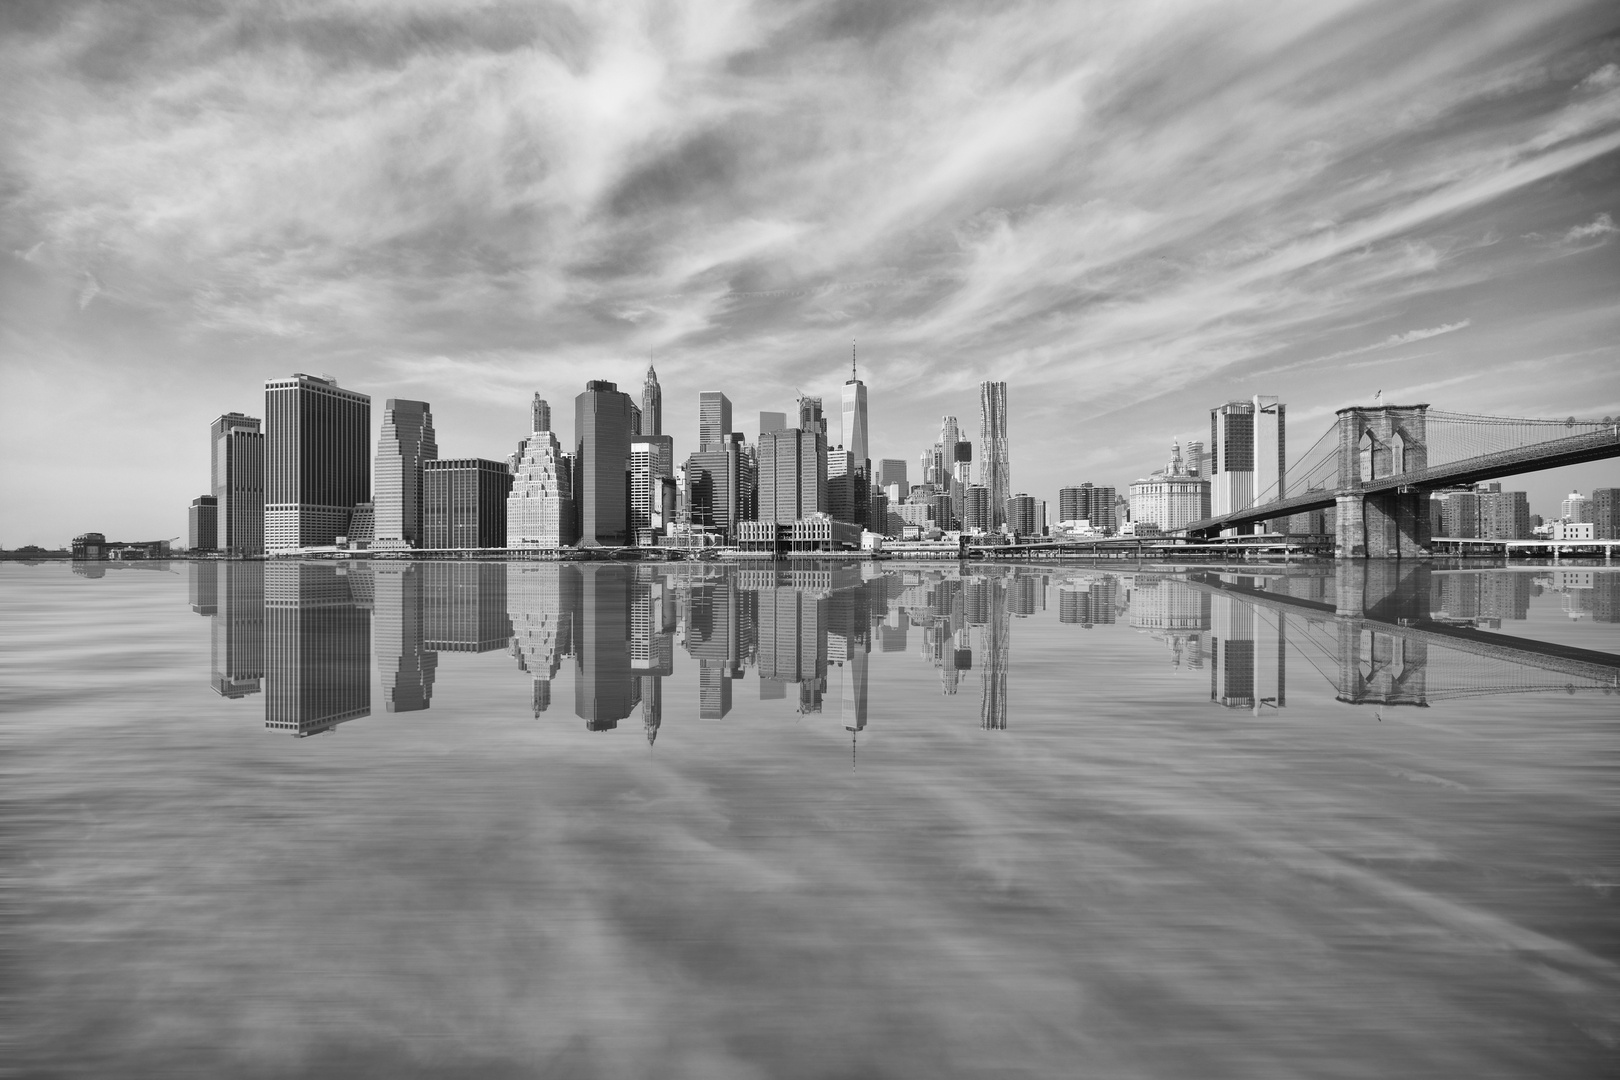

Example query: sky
[2,0,1619,546]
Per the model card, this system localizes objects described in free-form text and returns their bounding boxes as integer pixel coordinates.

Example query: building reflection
[183,558,1618,742]
[264,562,370,736]
[374,563,435,712]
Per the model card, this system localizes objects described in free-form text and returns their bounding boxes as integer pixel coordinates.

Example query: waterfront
[5,560,1618,1078]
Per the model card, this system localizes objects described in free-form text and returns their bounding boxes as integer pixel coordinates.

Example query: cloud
[76,271,101,309]
[1560,212,1617,244]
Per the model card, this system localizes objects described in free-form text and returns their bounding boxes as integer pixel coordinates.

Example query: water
[4,559,1618,1079]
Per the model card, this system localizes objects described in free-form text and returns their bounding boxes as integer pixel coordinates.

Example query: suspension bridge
[1183,405,1620,557]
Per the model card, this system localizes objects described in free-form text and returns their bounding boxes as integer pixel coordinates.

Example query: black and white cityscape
[5,3,1620,1078]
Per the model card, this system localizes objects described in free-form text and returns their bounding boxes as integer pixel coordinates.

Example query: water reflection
[185,560,1620,738]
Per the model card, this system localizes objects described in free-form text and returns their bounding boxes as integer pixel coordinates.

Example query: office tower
[263,375,371,552]
[685,433,753,539]
[1561,491,1591,522]
[1209,395,1285,525]
[1593,488,1620,539]
[423,563,512,651]
[799,396,826,437]
[211,412,264,556]
[978,382,1009,528]
[574,381,636,546]
[759,427,826,523]
[373,562,435,712]
[212,561,264,698]
[571,565,634,730]
[373,399,438,550]
[877,459,908,491]
[189,561,219,615]
[760,411,787,434]
[1006,493,1040,536]
[640,365,662,436]
[423,459,513,548]
[699,391,733,449]
[189,496,218,552]
[509,428,576,548]
[531,394,551,435]
[827,447,869,526]
[963,484,992,533]
[630,435,675,539]
[841,349,870,469]
[866,488,889,534]
[263,562,370,735]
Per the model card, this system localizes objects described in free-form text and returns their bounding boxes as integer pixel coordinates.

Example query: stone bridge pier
[1334,619,1430,706]
[1334,404,1432,559]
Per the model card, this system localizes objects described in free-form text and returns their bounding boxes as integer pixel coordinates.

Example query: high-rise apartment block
[1561,491,1591,522]
[978,382,1009,528]
[1593,488,1620,539]
[264,375,370,552]
[575,381,636,546]
[1209,396,1285,530]
[1006,493,1041,536]
[1059,482,1121,530]
[373,399,437,550]
[211,412,264,556]
[699,391,733,449]
[963,484,992,533]
[509,411,576,549]
[423,458,513,548]
[189,496,218,551]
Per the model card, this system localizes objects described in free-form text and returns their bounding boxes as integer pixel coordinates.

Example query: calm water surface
[5,560,1618,1079]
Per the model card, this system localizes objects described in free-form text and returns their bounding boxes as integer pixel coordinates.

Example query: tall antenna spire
[851,340,857,381]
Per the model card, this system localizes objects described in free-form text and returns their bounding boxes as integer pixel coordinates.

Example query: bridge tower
[1334,404,1431,559]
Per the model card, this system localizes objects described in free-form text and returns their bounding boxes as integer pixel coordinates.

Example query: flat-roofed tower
[264,375,371,552]
[211,412,264,556]
[374,399,437,550]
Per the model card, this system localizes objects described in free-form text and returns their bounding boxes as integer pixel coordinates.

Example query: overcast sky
[3,0,1619,545]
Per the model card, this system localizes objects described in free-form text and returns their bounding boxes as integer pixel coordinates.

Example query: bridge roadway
[1184,425,1620,538]
[1182,571,1620,689]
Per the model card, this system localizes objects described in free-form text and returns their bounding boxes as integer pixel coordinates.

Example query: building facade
[423,458,512,548]
[978,382,1009,528]
[685,434,753,540]
[1058,483,1119,530]
[630,435,675,538]
[758,426,826,524]
[509,427,576,548]
[575,381,636,546]
[699,391,733,449]
[1129,442,1209,533]
[211,412,264,556]
[1006,494,1041,536]
[1593,488,1620,539]
[189,496,218,551]
[1209,396,1285,529]
[373,399,437,550]
[264,375,371,552]
[963,484,992,533]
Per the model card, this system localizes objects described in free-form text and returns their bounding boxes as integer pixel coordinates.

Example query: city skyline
[4,2,1620,546]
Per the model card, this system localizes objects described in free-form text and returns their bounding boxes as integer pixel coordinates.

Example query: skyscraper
[423,459,513,548]
[264,374,371,552]
[373,399,437,550]
[759,411,787,434]
[630,435,675,538]
[641,365,662,437]
[509,432,576,548]
[759,427,826,523]
[211,412,264,556]
[699,391,733,449]
[841,346,869,470]
[978,382,1009,529]
[263,562,370,735]
[531,394,551,435]
[877,459,908,492]
[575,380,636,546]
[1210,396,1285,529]
[685,433,753,539]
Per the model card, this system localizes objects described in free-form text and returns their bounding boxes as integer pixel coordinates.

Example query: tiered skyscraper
[264,374,371,552]
[508,399,576,547]
[373,399,437,550]
[978,381,1009,529]
[211,412,264,556]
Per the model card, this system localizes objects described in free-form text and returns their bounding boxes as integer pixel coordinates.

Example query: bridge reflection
[182,560,1620,738]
